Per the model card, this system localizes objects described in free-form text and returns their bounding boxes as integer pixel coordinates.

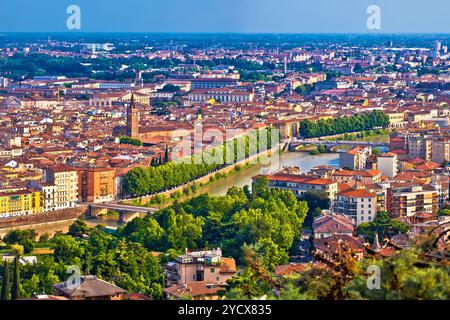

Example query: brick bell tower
[127,93,139,138]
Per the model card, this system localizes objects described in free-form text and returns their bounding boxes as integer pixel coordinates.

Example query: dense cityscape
[0,32,449,302]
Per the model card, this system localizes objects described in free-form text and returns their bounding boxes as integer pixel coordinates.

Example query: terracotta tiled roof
[164,282,225,299]
[53,275,126,299]
[254,173,335,186]
[123,292,152,300]
[338,182,353,192]
[274,263,310,276]
[377,247,397,258]
[337,188,376,198]
[313,213,355,234]
[220,257,237,274]
[333,169,381,178]
[314,234,365,254]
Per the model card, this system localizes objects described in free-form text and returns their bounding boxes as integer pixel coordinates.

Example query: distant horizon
[1,32,450,35]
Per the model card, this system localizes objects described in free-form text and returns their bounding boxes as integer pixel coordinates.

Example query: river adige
[0,152,339,236]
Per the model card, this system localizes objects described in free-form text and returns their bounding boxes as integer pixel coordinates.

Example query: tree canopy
[356,211,409,243]
[299,110,390,138]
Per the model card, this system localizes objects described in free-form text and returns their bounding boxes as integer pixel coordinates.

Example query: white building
[334,188,378,226]
[377,152,398,178]
[45,166,78,210]
[188,88,254,104]
[339,146,372,170]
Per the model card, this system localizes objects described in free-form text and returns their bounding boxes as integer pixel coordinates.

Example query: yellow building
[0,188,43,218]
[386,112,407,128]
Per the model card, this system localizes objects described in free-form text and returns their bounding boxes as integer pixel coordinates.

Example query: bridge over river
[89,203,158,223]
[289,138,389,151]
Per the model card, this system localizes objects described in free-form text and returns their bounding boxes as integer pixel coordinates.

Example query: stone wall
[0,206,88,229]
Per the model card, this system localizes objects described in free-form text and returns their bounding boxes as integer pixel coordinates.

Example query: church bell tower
[127,93,139,138]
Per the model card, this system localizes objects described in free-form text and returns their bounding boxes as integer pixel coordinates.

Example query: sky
[0,0,449,33]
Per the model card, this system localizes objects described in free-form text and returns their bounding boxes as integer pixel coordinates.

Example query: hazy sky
[0,0,449,33]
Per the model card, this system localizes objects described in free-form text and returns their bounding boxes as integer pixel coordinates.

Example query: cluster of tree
[158,84,181,92]
[239,71,268,82]
[299,110,390,138]
[294,84,314,95]
[438,207,450,216]
[151,99,181,116]
[1,246,22,300]
[226,237,450,300]
[356,211,409,243]
[0,53,91,80]
[1,180,308,299]
[119,136,143,146]
[0,53,184,82]
[119,179,308,269]
[123,128,276,197]
[299,191,331,229]
[2,230,38,254]
[150,146,169,168]
[0,224,164,299]
[123,159,218,197]
[308,144,328,155]
[331,129,389,142]
[192,58,274,71]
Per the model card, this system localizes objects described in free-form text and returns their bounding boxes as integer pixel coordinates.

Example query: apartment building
[389,136,407,151]
[365,183,389,213]
[45,166,78,210]
[27,181,56,212]
[253,173,339,201]
[386,112,407,128]
[331,169,382,184]
[377,153,399,178]
[407,135,432,161]
[339,146,372,170]
[387,183,438,217]
[334,188,378,225]
[77,168,116,203]
[431,137,450,164]
[0,188,43,219]
[165,248,236,287]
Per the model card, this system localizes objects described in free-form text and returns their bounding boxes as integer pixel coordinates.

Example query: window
[210,268,215,273]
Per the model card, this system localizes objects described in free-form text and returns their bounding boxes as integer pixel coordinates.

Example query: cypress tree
[11,256,20,300]
[164,145,169,163]
[1,260,10,300]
